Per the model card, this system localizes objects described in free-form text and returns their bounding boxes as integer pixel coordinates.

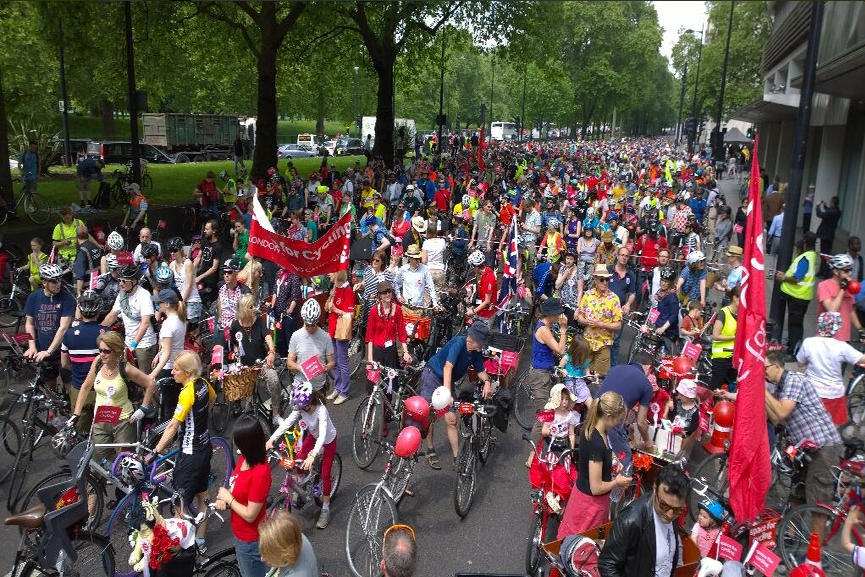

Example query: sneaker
[316,508,331,529]
[326,390,339,401]
[196,539,207,555]
[333,395,349,405]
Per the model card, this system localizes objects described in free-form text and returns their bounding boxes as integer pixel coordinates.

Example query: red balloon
[672,356,694,376]
[713,400,736,427]
[394,426,422,458]
[847,280,861,295]
[402,396,430,421]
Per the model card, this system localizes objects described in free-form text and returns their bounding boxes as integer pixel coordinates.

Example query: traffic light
[746,126,755,139]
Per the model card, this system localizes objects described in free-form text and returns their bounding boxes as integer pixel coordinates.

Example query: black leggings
[710,357,738,392]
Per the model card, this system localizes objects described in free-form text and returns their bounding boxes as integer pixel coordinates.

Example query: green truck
[142,113,241,162]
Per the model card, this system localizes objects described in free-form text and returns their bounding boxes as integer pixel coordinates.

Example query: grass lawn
[5,155,366,233]
[51,115,352,143]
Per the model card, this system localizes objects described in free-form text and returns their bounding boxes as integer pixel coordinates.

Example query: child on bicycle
[266,381,337,530]
[690,498,724,557]
[17,237,48,291]
[558,334,592,413]
[542,383,579,451]
[679,300,705,340]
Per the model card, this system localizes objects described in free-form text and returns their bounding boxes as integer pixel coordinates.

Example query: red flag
[729,134,771,522]
[477,127,486,172]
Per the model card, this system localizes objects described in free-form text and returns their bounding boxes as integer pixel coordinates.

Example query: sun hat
[467,322,489,348]
[593,264,612,278]
[726,246,743,257]
[405,244,422,259]
[676,378,698,399]
[816,311,842,338]
[545,383,571,410]
[411,216,428,233]
[540,298,565,317]
[601,230,614,242]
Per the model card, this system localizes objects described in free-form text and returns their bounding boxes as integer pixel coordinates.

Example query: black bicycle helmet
[118,263,140,281]
[659,267,677,282]
[77,290,101,317]
[167,237,185,253]
[140,243,159,259]
[222,258,241,272]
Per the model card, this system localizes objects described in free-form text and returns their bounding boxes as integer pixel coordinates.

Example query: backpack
[560,535,600,577]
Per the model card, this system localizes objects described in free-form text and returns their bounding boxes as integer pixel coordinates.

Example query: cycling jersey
[173,377,215,454]
[271,403,336,458]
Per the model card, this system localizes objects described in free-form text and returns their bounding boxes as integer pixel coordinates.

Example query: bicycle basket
[404,314,431,341]
[223,367,259,401]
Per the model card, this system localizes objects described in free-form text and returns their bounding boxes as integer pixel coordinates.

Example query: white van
[297,133,319,148]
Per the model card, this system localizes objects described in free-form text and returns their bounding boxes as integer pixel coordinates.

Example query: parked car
[333,137,365,156]
[278,144,318,159]
[48,138,92,165]
[86,141,175,164]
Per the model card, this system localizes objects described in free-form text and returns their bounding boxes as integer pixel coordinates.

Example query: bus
[490,121,517,141]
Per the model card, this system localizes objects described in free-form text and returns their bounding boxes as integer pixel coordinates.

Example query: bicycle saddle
[5,503,46,529]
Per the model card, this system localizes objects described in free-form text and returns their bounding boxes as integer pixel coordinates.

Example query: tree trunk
[252,33,280,180]
[100,99,115,138]
[315,81,325,137]
[0,66,13,206]
[372,52,397,167]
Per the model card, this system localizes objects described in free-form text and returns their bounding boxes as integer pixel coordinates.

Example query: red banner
[729,134,771,523]
[248,197,351,278]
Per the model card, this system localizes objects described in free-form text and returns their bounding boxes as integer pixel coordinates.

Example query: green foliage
[8,116,60,175]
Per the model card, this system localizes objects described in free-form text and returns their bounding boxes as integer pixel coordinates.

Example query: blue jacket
[655,293,680,337]
[76,157,104,181]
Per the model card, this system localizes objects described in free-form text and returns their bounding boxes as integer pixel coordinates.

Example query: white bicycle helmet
[105,253,120,271]
[117,455,146,485]
[431,386,453,411]
[291,381,313,409]
[547,218,560,229]
[107,231,125,251]
[829,253,854,270]
[467,250,485,267]
[51,428,78,459]
[39,263,63,281]
[686,251,705,265]
[462,194,471,207]
[300,298,321,325]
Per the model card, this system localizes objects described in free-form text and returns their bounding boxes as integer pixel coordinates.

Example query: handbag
[335,313,353,340]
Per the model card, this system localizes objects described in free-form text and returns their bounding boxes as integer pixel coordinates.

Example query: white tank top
[171,258,201,303]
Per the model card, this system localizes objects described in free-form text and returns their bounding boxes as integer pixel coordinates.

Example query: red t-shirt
[328,284,357,338]
[433,189,450,212]
[636,236,668,271]
[499,203,516,226]
[816,279,855,342]
[650,388,670,418]
[476,267,498,319]
[229,456,272,542]
[197,180,219,207]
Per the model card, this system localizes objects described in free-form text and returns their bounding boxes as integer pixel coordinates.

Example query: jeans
[233,155,245,176]
[332,337,350,396]
[234,537,267,577]
[610,324,624,367]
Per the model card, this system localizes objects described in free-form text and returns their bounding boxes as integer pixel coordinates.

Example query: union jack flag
[497,220,519,305]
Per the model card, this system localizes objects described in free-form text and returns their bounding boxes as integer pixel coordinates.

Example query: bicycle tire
[7,426,35,510]
[688,452,729,523]
[525,510,544,576]
[777,504,860,576]
[17,469,105,530]
[0,415,21,485]
[345,484,398,577]
[348,334,364,378]
[111,182,126,208]
[352,395,382,469]
[104,490,142,577]
[627,331,642,364]
[313,453,342,507]
[383,456,414,504]
[208,436,234,490]
[210,389,230,435]
[513,370,535,430]
[2,241,27,264]
[0,294,24,329]
[478,417,493,465]
[202,560,242,577]
[141,174,153,196]
[453,438,477,518]
[18,529,116,577]
[22,193,51,225]
[848,372,865,426]
[267,493,288,517]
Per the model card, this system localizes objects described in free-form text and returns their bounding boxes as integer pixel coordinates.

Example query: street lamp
[353,66,360,138]
[687,26,704,154]
[712,1,736,165]
[675,62,688,148]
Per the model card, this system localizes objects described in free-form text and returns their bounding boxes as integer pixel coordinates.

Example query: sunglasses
[383,523,415,545]
[594,277,609,283]
[655,492,686,516]
[98,348,114,355]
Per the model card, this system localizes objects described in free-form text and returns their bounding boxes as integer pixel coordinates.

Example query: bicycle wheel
[208,436,234,490]
[22,193,51,225]
[0,294,24,328]
[111,182,126,208]
[141,174,153,196]
[18,530,116,577]
[688,452,728,523]
[513,370,535,430]
[627,331,642,364]
[525,510,544,576]
[383,456,414,504]
[848,373,865,426]
[352,395,382,469]
[0,415,20,485]
[345,484,399,577]
[348,334,364,378]
[203,560,242,577]
[17,469,105,530]
[104,491,142,577]
[777,504,860,576]
[453,438,477,518]
[314,453,342,507]
[7,428,35,510]
[478,417,493,465]
[210,389,230,436]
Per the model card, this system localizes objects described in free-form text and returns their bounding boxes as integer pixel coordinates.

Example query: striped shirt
[61,321,106,389]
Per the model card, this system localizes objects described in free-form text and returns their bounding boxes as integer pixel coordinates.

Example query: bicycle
[4,441,116,577]
[776,458,865,576]
[266,430,343,517]
[453,387,499,518]
[3,363,70,510]
[351,360,423,469]
[110,161,153,208]
[172,496,242,577]
[0,269,30,329]
[347,305,368,379]
[513,360,593,432]
[0,181,52,225]
[344,432,420,577]
[847,355,865,427]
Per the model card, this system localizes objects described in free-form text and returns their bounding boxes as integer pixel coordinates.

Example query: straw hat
[726,245,743,257]
[405,244,422,259]
[411,216,428,233]
[593,264,612,278]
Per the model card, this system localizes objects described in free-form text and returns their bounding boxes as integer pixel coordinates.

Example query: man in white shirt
[101,263,158,371]
[395,244,440,312]
[132,227,162,265]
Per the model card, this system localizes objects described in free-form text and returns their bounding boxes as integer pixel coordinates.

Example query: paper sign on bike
[89,270,99,290]
[367,367,380,383]
[682,341,702,361]
[745,541,780,576]
[301,356,324,381]
[501,351,518,369]
[94,405,122,425]
[211,345,223,369]
[647,308,660,324]
[716,534,743,562]
[733,224,743,234]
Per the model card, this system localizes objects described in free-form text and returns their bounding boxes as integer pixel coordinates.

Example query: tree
[195,1,307,177]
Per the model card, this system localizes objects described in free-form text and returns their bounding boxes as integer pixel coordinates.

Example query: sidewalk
[716,177,821,349]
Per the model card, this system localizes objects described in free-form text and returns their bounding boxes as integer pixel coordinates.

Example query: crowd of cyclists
[3,132,865,577]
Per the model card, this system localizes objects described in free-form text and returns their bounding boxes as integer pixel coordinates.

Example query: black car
[334,138,365,156]
[48,138,92,165]
[86,141,175,164]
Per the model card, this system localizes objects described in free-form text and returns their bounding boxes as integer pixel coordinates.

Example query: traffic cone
[805,531,822,568]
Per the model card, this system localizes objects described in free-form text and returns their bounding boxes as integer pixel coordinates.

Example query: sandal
[425,449,442,470]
